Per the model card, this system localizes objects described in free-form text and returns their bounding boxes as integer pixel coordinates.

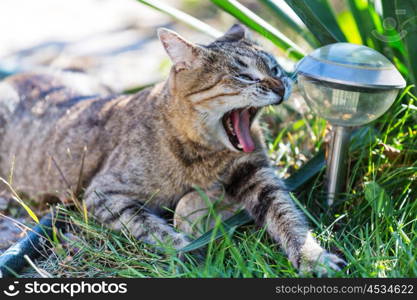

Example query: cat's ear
[216,24,252,42]
[158,28,203,71]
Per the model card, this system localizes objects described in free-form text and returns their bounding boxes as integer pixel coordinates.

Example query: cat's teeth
[237,143,243,149]
[227,118,235,135]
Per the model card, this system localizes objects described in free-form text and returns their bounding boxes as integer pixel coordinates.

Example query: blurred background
[0,0,182,91]
[0,0,312,90]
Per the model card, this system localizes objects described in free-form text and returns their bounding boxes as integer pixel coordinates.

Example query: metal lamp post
[296,43,406,205]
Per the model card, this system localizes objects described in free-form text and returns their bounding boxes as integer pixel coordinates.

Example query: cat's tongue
[231,109,255,153]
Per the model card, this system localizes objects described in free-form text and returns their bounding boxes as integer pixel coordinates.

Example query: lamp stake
[326,125,352,205]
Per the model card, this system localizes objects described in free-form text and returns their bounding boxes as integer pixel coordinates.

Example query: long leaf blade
[394,0,417,89]
[336,10,363,44]
[258,0,319,47]
[380,0,406,57]
[211,0,305,60]
[284,150,325,191]
[0,178,39,224]
[303,0,347,42]
[136,0,223,38]
[347,0,387,52]
[284,0,346,45]
[179,210,252,253]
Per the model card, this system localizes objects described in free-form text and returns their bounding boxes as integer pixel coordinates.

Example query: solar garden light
[296,43,406,205]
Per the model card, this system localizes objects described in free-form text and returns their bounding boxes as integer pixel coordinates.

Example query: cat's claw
[299,251,347,277]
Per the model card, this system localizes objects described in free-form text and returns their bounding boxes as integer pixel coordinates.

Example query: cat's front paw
[296,233,346,276]
[299,250,346,276]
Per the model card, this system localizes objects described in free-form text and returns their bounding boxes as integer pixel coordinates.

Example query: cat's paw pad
[299,251,347,277]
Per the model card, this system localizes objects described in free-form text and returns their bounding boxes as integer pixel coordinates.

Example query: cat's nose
[271,83,285,99]
[268,78,285,99]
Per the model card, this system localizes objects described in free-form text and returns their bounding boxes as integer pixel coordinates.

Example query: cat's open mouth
[222,107,258,153]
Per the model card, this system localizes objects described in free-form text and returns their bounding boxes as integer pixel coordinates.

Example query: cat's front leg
[83,174,190,251]
[225,157,346,275]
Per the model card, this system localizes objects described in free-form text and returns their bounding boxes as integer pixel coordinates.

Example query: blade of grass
[258,0,319,47]
[284,150,325,191]
[380,0,406,61]
[284,0,346,45]
[179,209,251,252]
[303,0,347,41]
[394,0,417,90]
[210,0,305,60]
[0,178,39,224]
[347,0,383,50]
[336,10,363,44]
[136,0,222,38]
[347,0,375,45]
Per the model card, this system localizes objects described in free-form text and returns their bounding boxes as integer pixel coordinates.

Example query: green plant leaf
[284,150,325,191]
[123,83,156,94]
[210,0,305,60]
[364,181,391,217]
[136,0,222,38]
[349,126,378,151]
[258,0,319,47]
[347,0,368,45]
[179,209,252,253]
[394,0,417,90]
[337,10,363,44]
[283,0,347,45]
[380,0,406,57]
[0,178,39,224]
[347,0,383,50]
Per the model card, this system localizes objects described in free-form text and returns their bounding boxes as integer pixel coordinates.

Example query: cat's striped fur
[0,24,345,274]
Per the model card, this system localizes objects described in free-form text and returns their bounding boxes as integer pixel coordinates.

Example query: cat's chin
[221,106,259,153]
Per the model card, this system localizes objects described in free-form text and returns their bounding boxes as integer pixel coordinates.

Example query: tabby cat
[0,24,345,274]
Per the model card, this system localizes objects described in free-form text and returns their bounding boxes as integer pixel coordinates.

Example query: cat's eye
[235,74,259,84]
[271,65,281,77]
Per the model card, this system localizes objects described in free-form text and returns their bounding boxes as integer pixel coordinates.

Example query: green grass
[23,86,416,278]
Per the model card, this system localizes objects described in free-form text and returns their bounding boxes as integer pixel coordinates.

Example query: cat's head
[158,24,292,153]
